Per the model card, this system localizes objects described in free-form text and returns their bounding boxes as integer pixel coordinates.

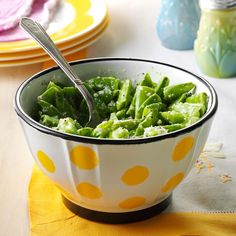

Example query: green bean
[135,125,144,136]
[40,115,59,127]
[140,73,154,87]
[184,116,200,126]
[112,119,139,131]
[38,100,62,117]
[135,94,162,119]
[46,81,63,91]
[135,86,155,118]
[38,86,59,104]
[95,89,113,104]
[142,102,166,119]
[129,129,136,137]
[186,92,207,103]
[92,120,114,138]
[116,109,127,119]
[63,87,81,108]
[160,111,186,124]
[55,92,79,119]
[163,82,196,103]
[155,76,170,98]
[84,76,120,91]
[170,92,189,107]
[77,127,93,137]
[171,102,205,118]
[57,118,79,134]
[135,108,159,135]
[109,112,118,120]
[63,87,78,97]
[126,93,136,118]
[186,92,208,115]
[143,126,168,137]
[93,97,110,118]
[141,111,159,127]
[109,127,129,139]
[116,79,133,110]
[162,124,185,132]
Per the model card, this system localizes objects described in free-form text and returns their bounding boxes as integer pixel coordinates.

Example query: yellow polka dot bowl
[14,58,218,223]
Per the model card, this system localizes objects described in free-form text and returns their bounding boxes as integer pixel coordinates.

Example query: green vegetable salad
[37,73,208,139]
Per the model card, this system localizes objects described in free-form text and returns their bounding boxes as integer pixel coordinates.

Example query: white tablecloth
[0,0,235,235]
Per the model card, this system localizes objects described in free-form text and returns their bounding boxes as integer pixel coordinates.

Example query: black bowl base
[62,194,172,224]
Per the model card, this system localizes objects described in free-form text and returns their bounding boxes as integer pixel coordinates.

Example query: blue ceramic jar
[157,0,200,50]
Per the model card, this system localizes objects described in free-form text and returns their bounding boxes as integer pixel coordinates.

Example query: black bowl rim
[14,57,218,145]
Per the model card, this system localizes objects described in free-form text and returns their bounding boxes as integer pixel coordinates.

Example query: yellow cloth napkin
[29,166,236,236]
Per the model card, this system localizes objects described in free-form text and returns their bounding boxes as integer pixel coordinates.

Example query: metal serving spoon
[20,17,101,128]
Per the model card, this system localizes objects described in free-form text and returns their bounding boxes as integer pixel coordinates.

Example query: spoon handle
[20,17,95,112]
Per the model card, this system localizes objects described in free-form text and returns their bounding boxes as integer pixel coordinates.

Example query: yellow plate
[0,16,109,61]
[0,20,108,67]
[0,0,108,53]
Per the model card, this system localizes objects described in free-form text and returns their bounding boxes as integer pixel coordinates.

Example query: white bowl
[15,58,217,223]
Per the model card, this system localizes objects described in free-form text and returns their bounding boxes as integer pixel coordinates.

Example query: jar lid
[200,0,236,10]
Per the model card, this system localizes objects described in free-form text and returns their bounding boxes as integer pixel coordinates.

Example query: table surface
[1,0,236,235]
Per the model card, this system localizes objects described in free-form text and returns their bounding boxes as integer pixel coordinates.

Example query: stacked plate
[0,0,109,67]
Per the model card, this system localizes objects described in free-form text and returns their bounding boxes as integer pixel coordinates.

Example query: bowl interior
[18,59,215,121]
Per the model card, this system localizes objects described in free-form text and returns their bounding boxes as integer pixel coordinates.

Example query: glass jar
[194,0,236,78]
[157,0,200,50]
